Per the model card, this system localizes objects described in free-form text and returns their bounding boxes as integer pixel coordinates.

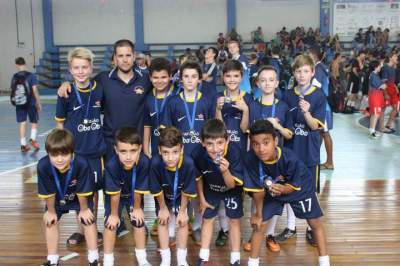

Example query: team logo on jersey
[134,86,144,94]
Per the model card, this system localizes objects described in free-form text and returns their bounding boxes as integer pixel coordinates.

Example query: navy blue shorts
[16,105,38,123]
[87,157,104,191]
[104,197,145,228]
[262,192,323,221]
[203,193,243,219]
[45,201,94,221]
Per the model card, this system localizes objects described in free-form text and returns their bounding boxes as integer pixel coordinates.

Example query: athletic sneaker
[369,132,380,139]
[29,138,40,150]
[89,260,99,266]
[266,235,280,252]
[41,261,59,266]
[384,126,396,134]
[230,261,240,266]
[195,258,209,266]
[275,227,297,242]
[306,228,317,247]
[215,229,228,246]
[21,145,30,152]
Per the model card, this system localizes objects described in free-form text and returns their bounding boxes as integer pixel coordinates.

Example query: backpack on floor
[10,72,31,107]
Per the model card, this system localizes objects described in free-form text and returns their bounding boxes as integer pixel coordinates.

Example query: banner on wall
[333,0,400,40]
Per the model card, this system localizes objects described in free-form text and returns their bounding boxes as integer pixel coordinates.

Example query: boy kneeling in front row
[37,129,99,266]
[244,120,330,266]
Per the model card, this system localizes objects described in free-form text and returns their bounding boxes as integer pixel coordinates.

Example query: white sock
[103,253,114,266]
[248,257,259,266]
[160,248,171,266]
[47,254,59,264]
[199,248,210,261]
[286,204,296,231]
[230,251,240,264]
[177,248,188,266]
[369,128,375,134]
[319,255,330,266]
[31,128,37,140]
[21,137,27,146]
[88,249,99,263]
[267,215,278,236]
[135,248,149,266]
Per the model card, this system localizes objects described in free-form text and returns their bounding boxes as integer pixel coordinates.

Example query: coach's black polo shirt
[95,68,151,141]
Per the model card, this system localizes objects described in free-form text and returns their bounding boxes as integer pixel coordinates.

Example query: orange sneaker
[266,235,280,252]
[243,241,252,252]
[29,139,40,151]
[21,145,31,153]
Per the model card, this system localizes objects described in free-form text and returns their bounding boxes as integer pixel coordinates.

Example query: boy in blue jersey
[162,61,214,243]
[150,127,197,266]
[37,129,99,266]
[202,47,218,101]
[308,47,334,170]
[381,52,399,132]
[102,127,151,266]
[243,120,330,266]
[143,57,177,158]
[55,47,106,246]
[215,59,252,151]
[11,57,42,152]
[228,40,251,94]
[282,54,326,246]
[244,65,293,253]
[192,119,244,266]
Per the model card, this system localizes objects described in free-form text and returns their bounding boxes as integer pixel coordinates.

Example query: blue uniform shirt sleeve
[143,99,152,127]
[75,158,94,196]
[29,73,39,87]
[55,96,68,121]
[37,158,57,199]
[381,66,389,81]
[243,152,264,193]
[135,155,150,194]
[182,158,198,198]
[310,91,326,128]
[104,161,122,195]
[227,144,244,185]
[149,158,163,196]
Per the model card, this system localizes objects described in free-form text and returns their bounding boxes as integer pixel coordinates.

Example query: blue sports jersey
[104,153,150,201]
[149,154,197,211]
[55,81,106,158]
[37,155,94,210]
[95,68,151,140]
[202,63,218,101]
[144,86,177,154]
[191,142,244,198]
[314,62,330,97]
[369,72,384,90]
[161,91,214,154]
[243,147,313,202]
[249,98,293,145]
[215,90,253,151]
[10,71,39,105]
[283,86,326,167]
[381,65,396,83]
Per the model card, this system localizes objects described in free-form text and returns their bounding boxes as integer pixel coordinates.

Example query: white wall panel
[53,0,134,45]
[237,0,319,41]
[143,0,227,44]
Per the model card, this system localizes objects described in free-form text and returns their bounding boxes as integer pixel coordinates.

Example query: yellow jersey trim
[76,80,97,93]
[179,91,202,102]
[315,119,325,129]
[165,154,184,171]
[55,116,66,122]
[287,184,301,191]
[183,192,197,198]
[105,190,121,195]
[294,85,318,96]
[152,191,163,197]
[263,147,282,164]
[38,193,55,199]
[244,187,264,193]
[135,190,150,195]
[233,177,243,186]
[260,98,279,106]
[77,192,93,197]
[196,175,202,181]
[152,85,173,99]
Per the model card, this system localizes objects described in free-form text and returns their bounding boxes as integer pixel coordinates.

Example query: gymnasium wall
[0,0,44,91]
[237,0,320,41]
[53,0,135,45]
[143,0,227,44]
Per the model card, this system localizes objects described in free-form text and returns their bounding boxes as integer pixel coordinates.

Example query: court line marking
[60,252,79,261]
[0,162,37,176]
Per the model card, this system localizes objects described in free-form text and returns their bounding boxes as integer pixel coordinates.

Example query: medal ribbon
[182,91,198,132]
[73,82,93,123]
[51,159,74,203]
